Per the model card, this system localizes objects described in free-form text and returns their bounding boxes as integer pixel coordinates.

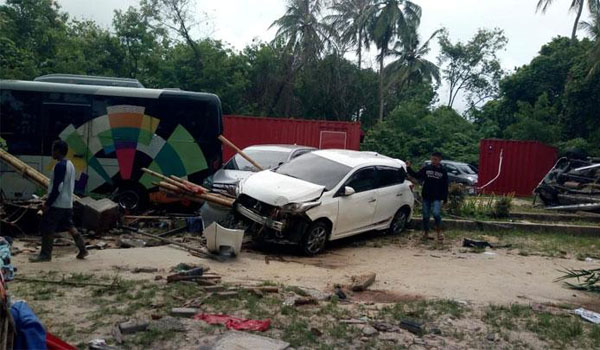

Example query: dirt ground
[13,236,598,308]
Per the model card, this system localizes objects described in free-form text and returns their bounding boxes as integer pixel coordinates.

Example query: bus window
[0,90,43,155]
[42,94,92,156]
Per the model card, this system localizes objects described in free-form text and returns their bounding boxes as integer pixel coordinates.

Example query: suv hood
[240,170,325,206]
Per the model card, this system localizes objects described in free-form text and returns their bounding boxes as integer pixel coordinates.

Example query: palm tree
[326,0,375,69]
[370,0,421,121]
[386,27,441,91]
[270,0,329,66]
[579,0,600,75]
[269,0,330,115]
[536,0,597,40]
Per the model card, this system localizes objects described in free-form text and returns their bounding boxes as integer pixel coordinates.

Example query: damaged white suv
[235,150,414,255]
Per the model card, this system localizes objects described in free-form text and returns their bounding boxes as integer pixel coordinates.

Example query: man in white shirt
[30,140,89,262]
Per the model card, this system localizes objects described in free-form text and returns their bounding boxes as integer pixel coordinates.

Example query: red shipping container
[478,139,558,197]
[222,115,362,162]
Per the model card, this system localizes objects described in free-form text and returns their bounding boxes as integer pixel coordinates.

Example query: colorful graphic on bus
[55,105,207,193]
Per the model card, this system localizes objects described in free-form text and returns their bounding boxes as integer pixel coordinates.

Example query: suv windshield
[226,149,291,171]
[275,153,352,190]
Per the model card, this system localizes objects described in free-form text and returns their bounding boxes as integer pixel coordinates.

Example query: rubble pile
[535,155,600,212]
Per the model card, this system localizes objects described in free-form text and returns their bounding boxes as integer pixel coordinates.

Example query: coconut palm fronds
[556,267,600,293]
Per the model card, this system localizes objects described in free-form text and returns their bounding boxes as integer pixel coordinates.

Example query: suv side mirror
[343,186,356,196]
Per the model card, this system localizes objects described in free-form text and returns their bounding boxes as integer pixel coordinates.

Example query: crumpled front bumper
[236,203,285,232]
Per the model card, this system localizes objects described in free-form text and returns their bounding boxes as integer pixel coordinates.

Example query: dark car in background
[425,160,478,194]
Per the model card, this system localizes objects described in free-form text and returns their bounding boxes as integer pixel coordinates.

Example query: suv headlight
[281,201,321,213]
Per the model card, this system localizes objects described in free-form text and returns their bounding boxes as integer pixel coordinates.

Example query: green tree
[362,100,480,164]
[438,28,507,108]
[0,0,68,78]
[385,28,441,91]
[326,0,375,69]
[505,93,561,144]
[578,1,600,75]
[269,0,330,115]
[369,0,421,121]
[113,6,166,82]
[536,0,597,40]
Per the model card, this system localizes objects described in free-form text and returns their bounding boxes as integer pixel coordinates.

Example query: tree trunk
[357,31,362,70]
[378,51,384,122]
[571,0,584,40]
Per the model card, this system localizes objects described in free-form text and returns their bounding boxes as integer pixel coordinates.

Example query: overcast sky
[57,0,593,109]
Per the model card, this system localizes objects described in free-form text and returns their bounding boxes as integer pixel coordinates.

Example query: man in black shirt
[406,152,449,241]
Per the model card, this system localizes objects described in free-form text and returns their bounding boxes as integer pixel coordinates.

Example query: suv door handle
[396,193,403,197]
[368,198,376,203]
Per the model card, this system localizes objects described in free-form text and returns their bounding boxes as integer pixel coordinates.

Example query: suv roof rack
[34,74,144,88]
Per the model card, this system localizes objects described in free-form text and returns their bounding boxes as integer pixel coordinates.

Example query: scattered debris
[117,237,146,248]
[573,308,600,324]
[122,226,224,261]
[132,267,159,274]
[193,314,271,332]
[361,325,378,336]
[282,295,318,307]
[88,338,117,350]
[463,238,493,249]
[170,308,200,318]
[350,273,376,292]
[536,156,600,212]
[399,319,424,335]
[118,320,148,335]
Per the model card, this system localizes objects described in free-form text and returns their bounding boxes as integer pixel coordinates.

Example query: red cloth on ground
[193,313,271,331]
[46,332,77,350]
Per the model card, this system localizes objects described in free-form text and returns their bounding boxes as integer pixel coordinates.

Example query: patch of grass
[282,317,316,347]
[526,313,583,346]
[130,328,177,347]
[445,229,599,258]
[378,299,467,323]
[483,304,597,348]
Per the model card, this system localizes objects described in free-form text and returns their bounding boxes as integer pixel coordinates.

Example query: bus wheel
[114,183,149,212]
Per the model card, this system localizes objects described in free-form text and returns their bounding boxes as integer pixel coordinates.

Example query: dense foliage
[1,0,598,164]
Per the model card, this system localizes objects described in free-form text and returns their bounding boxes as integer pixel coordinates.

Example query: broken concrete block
[170,307,199,318]
[132,267,159,273]
[118,320,148,334]
[361,325,378,336]
[214,331,290,350]
[350,273,376,292]
[77,197,119,233]
[117,238,146,248]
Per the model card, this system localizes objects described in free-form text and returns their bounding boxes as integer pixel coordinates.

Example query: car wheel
[388,208,409,235]
[301,221,330,256]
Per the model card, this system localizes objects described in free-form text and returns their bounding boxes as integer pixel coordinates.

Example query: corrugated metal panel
[222,115,362,161]
[478,139,558,197]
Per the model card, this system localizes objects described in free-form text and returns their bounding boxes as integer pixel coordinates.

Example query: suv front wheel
[301,221,330,256]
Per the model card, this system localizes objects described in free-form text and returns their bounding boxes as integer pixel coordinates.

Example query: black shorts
[40,207,75,234]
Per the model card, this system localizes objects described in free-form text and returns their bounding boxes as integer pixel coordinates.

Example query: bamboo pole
[0,149,81,201]
[218,135,264,171]
[144,168,234,207]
